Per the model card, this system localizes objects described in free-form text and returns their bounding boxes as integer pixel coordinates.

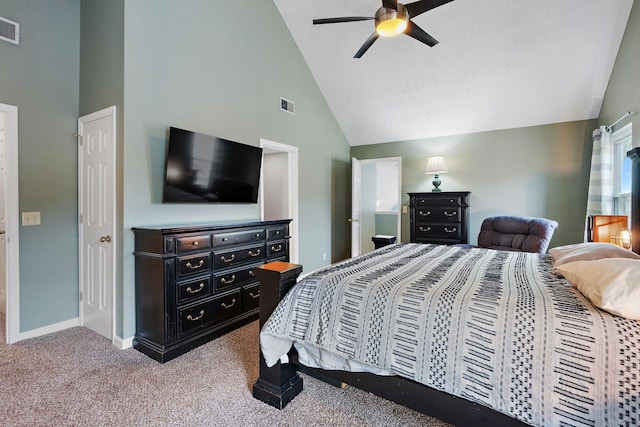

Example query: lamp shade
[425,156,448,174]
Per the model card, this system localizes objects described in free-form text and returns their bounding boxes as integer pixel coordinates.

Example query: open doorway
[260,139,299,263]
[0,103,20,344]
[351,157,402,256]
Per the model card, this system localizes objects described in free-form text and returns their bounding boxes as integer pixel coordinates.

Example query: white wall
[263,152,288,220]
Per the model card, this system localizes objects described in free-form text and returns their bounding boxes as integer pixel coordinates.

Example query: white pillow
[549,242,640,271]
[554,258,640,320]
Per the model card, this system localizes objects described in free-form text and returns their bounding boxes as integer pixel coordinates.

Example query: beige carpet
[0,316,452,426]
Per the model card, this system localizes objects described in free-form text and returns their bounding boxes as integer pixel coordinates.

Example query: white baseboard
[17,318,134,350]
[19,317,80,341]
[113,335,133,350]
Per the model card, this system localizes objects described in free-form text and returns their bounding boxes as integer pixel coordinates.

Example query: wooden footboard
[252,261,304,409]
[252,261,529,427]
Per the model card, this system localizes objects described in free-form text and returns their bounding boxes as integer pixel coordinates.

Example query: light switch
[22,211,41,226]
[402,205,408,214]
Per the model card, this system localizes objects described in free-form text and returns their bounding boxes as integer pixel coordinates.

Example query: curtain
[586,126,614,215]
[585,126,613,240]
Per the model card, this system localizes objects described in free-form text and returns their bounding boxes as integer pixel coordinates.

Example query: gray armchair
[477,216,558,253]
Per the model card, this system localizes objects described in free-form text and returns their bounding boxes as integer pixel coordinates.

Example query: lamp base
[432,174,442,192]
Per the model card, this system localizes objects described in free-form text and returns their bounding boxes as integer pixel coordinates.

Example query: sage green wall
[120,1,350,338]
[0,0,80,331]
[599,0,640,139]
[79,0,125,335]
[351,121,595,249]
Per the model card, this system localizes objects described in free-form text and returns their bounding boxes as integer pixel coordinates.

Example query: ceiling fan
[313,0,454,58]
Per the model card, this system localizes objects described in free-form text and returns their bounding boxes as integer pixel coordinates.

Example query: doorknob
[100,235,112,243]
[348,218,359,222]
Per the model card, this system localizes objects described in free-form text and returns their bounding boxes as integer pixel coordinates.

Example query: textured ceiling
[274,0,634,146]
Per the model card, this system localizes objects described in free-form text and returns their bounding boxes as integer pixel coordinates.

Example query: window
[612,123,632,219]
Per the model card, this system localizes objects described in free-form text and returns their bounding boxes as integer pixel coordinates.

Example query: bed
[252,150,640,427]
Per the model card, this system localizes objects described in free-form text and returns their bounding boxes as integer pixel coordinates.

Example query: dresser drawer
[213,228,265,248]
[415,223,462,241]
[242,283,260,311]
[415,207,461,222]
[177,276,213,305]
[266,240,288,260]
[177,253,212,278]
[178,291,242,336]
[176,234,211,253]
[213,243,265,269]
[214,265,258,292]
[266,225,288,241]
[178,300,216,336]
[413,195,464,207]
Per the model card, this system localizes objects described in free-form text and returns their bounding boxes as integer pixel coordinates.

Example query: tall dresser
[409,192,470,245]
[132,219,291,362]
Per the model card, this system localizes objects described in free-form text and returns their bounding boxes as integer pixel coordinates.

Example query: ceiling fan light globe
[375,5,409,37]
[377,19,407,37]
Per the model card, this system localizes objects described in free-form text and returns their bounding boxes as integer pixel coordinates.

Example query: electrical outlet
[22,211,41,226]
[322,252,327,261]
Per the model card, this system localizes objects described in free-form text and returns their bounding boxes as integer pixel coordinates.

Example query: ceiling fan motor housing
[375,3,409,37]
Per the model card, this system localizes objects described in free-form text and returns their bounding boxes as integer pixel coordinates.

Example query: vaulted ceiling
[274,0,634,146]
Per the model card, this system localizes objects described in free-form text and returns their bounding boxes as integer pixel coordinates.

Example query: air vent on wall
[0,16,19,45]
[280,97,295,115]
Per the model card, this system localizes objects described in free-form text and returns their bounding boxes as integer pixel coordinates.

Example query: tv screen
[162,127,263,203]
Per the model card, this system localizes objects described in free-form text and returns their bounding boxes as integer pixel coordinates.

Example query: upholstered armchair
[476,216,559,253]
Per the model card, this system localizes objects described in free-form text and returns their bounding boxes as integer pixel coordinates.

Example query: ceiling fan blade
[313,17,374,25]
[354,32,380,58]
[404,21,439,47]
[382,0,398,9]
[405,0,454,18]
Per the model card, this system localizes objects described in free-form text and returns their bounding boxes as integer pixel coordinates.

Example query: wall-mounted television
[162,127,263,203]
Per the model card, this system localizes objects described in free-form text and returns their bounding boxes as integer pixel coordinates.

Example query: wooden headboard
[628,147,640,254]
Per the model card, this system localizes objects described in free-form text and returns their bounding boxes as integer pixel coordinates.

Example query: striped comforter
[260,243,640,427]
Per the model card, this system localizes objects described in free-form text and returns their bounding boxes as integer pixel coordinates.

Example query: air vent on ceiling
[0,16,19,45]
[280,97,295,115]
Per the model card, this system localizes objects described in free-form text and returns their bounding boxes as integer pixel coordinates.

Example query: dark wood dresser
[132,219,291,362]
[409,192,470,245]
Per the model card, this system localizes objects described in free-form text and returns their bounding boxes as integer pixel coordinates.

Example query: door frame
[78,106,117,342]
[1,103,20,344]
[351,157,362,257]
[259,138,299,263]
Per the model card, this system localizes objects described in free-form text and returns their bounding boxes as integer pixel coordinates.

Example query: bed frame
[251,147,640,425]
[252,262,529,426]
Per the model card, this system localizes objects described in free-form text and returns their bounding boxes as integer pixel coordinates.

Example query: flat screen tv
[162,127,263,203]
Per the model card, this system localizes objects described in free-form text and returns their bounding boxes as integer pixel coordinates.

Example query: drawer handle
[248,249,261,257]
[222,237,228,242]
[187,310,205,321]
[449,199,455,203]
[444,211,457,217]
[444,227,457,233]
[221,299,236,309]
[186,283,205,294]
[191,241,199,246]
[249,291,260,299]
[221,254,235,263]
[275,230,280,235]
[271,244,283,252]
[186,260,204,269]
[419,211,431,216]
[249,270,255,277]
[255,233,261,238]
[419,226,431,232]
[221,274,236,284]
